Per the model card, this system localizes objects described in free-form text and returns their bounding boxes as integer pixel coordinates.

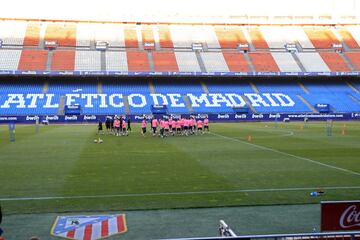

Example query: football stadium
[0,0,360,239]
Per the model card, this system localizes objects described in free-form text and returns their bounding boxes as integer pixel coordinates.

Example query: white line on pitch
[211,132,360,177]
[1,186,360,201]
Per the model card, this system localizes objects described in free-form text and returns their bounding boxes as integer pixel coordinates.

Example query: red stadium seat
[222,52,250,72]
[248,27,269,49]
[126,51,150,71]
[158,25,173,48]
[304,27,340,49]
[18,50,48,71]
[152,52,179,71]
[124,25,139,48]
[249,52,279,72]
[345,52,360,70]
[214,26,247,49]
[337,27,360,49]
[45,23,76,47]
[23,22,41,46]
[51,50,75,71]
[319,52,351,72]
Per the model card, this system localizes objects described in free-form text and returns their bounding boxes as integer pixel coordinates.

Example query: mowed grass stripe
[1,122,360,214]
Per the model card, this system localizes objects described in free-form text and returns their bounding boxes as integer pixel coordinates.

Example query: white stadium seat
[174,52,201,72]
[75,51,101,71]
[0,21,27,46]
[200,52,229,72]
[94,23,125,47]
[271,52,302,72]
[0,49,22,70]
[76,23,93,47]
[105,51,128,71]
[296,52,330,72]
[347,26,360,48]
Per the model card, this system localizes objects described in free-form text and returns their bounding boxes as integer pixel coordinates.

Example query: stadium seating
[126,51,150,71]
[200,52,229,72]
[51,50,75,71]
[214,26,247,49]
[23,22,41,46]
[0,50,22,70]
[18,50,48,71]
[296,52,330,72]
[94,23,125,48]
[260,26,295,49]
[346,26,360,48]
[75,23,92,47]
[74,51,101,71]
[124,25,139,48]
[157,25,174,48]
[249,52,280,72]
[0,21,27,46]
[319,52,350,72]
[247,27,269,49]
[152,52,179,72]
[141,25,155,50]
[303,27,340,49]
[344,52,360,70]
[45,23,76,47]
[174,52,201,72]
[170,25,194,48]
[337,27,360,49]
[271,52,302,72]
[105,51,128,71]
[222,52,250,72]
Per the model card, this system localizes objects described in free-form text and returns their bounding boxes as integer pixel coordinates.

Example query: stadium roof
[2,0,360,24]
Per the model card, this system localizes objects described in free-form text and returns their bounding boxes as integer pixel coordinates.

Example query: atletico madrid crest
[51,214,127,240]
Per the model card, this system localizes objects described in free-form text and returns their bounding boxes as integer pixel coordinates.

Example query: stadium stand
[0,20,26,46]
[344,52,360,70]
[271,52,302,72]
[94,23,125,48]
[319,52,351,72]
[247,27,269,49]
[157,25,174,48]
[249,52,280,72]
[222,52,250,72]
[206,80,254,94]
[105,51,128,71]
[74,51,101,71]
[337,27,360,49]
[303,27,340,49]
[260,26,295,49]
[296,52,330,72]
[174,52,201,72]
[51,50,75,71]
[152,52,179,72]
[170,25,194,48]
[0,50,21,70]
[346,26,360,48]
[18,50,48,71]
[23,22,41,46]
[126,51,150,71]
[141,25,155,50]
[290,26,315,49]
[198,25,221,49]
[214,26,247,49]
[124,25,139,48]
[75,23,92,47]
[44,23,76,47]
[200,52,229,72]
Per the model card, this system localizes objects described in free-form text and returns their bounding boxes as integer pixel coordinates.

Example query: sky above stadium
[1,0,359,23]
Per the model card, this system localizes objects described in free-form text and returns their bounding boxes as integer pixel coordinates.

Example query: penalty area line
[211,132,360,177]
[1,186,360,201]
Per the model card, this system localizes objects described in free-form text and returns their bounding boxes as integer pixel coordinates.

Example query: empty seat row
[1,49,360,72]
[2,20,360,50]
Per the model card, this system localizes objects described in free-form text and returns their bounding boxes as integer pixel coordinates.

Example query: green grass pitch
[1,121,360,215]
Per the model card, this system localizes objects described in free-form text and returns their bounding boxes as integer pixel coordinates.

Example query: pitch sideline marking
[211,132,360,177]
[1,186,360,201]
